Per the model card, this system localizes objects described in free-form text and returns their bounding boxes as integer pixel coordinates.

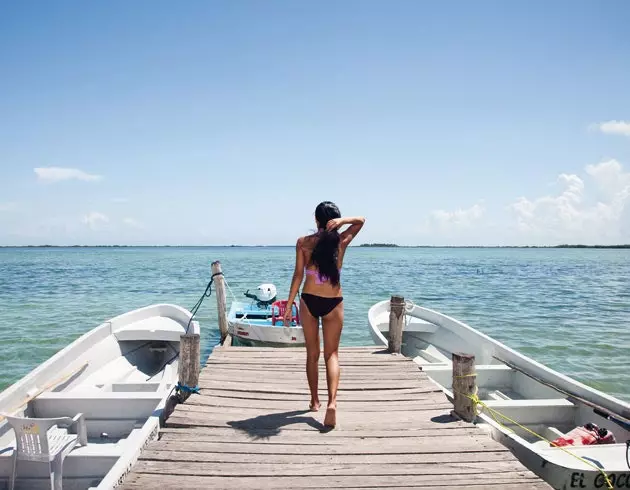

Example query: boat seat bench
[33,392,164,420]
[482,399,577,425]
[113,317,186,343]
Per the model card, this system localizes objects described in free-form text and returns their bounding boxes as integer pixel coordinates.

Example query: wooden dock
[120,345,552,489]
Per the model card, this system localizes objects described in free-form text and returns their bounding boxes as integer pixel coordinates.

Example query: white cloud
[34,167,102,183]
[430,203,485,229]
[509,160,630,244]
[0,202,16,212]
[590,120,630,137]
[82,212,109,230]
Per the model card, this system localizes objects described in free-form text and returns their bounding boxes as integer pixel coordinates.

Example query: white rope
[223,277,250,326]
[222,277,239,303]
[404,299,415,312]
[404,299,415,328]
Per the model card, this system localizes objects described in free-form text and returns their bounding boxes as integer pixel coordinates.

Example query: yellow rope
[454,386,614,490]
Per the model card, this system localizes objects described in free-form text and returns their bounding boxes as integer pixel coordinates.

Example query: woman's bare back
[299,234,347,297]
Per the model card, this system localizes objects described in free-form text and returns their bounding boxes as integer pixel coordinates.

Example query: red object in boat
[551,423,615,447]
[271,300,300,326]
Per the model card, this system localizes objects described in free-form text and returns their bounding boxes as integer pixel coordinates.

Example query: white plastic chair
[1,413,87,490]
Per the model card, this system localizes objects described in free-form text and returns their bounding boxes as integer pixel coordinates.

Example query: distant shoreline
[1,244,629,249]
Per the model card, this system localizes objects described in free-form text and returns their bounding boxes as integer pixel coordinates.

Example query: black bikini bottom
[301,293,343,318]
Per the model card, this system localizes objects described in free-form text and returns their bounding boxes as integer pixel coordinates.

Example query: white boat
[0,304,200,490]
[227,284,307,346]
[369,299,630,490]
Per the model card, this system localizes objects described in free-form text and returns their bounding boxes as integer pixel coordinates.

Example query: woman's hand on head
[326,218,343,232]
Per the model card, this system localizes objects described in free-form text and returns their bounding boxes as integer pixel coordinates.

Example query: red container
[551,424,600,447]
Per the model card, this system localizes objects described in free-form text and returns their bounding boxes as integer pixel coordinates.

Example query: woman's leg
[300,298,321,411]
[322,301,344,427]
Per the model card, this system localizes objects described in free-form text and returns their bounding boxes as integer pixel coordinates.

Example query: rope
[453,383,614,489]
[186,271,223,333]
[223,277,239,303]
[404,299,415,313]
[145,272,223,382]
[175,382,199,394]
[223,277,249,326]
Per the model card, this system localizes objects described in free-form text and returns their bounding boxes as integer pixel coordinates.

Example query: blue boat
[227,284,306,346]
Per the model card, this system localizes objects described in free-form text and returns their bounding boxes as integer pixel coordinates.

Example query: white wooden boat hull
[227,300,318,347]
[0,304,200,490]
[228,319,306,346]
[368,300,630,490]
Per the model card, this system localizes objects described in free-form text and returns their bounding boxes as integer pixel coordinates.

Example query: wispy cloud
[430,203,485,228]
[590,120,630,137]
[123,217,144,229]
[34,167,103,183]
[0,202,16,212]
[82,212,109,230]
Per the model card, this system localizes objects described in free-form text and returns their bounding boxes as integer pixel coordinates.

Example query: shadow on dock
[227,409,325,439]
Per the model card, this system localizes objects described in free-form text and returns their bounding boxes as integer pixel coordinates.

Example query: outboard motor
[244,284,277,308]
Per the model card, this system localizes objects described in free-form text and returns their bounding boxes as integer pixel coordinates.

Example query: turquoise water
[0,247,628,401]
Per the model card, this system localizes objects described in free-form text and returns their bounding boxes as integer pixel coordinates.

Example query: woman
[284,201,365,428]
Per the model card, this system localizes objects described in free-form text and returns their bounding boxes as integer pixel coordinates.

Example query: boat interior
[0,309,187,490]
[372,309,630,471]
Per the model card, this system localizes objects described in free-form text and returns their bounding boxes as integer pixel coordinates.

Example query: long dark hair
[310,201,342,286]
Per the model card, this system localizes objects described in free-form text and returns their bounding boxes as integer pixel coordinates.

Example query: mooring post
[388,295,405,354]
[211,260,230,344]
[177,333,200,403]
[451,352,477,423]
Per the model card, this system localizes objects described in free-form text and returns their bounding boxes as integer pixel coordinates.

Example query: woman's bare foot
[309,399,321,412]
[324,405,337,428]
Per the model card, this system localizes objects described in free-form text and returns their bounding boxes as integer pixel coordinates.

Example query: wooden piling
[451,352,477,423]
[211,261,229,344]
[388,295,405,354]
[177,333,200,403]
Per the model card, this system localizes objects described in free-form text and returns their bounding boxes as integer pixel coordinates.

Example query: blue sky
[1,0,629,246]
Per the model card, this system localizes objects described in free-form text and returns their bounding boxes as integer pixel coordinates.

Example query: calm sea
[0,247,628,401]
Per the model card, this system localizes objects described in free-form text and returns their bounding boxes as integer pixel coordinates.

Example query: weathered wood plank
[165,412,471,431]
[130,460,531,476]
[186,396,448,412]
[201,364,423,374]
[210,346,390,353]
[210,349,402,355]
[174,401,453,418]
[199,377,431,388]
[190,389,442,401]
[122,473,548,489]
[199,371,424,383]
[197,380,433,393]
[157,431,481,445]
[157,426,476,439]
[204,359,414,366]
[141,449,516,465]
[210,352,406,360]
[142,438,504,455]
[174,402,452,416]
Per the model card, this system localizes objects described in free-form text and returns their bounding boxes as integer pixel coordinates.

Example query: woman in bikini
[284,201,365,428]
